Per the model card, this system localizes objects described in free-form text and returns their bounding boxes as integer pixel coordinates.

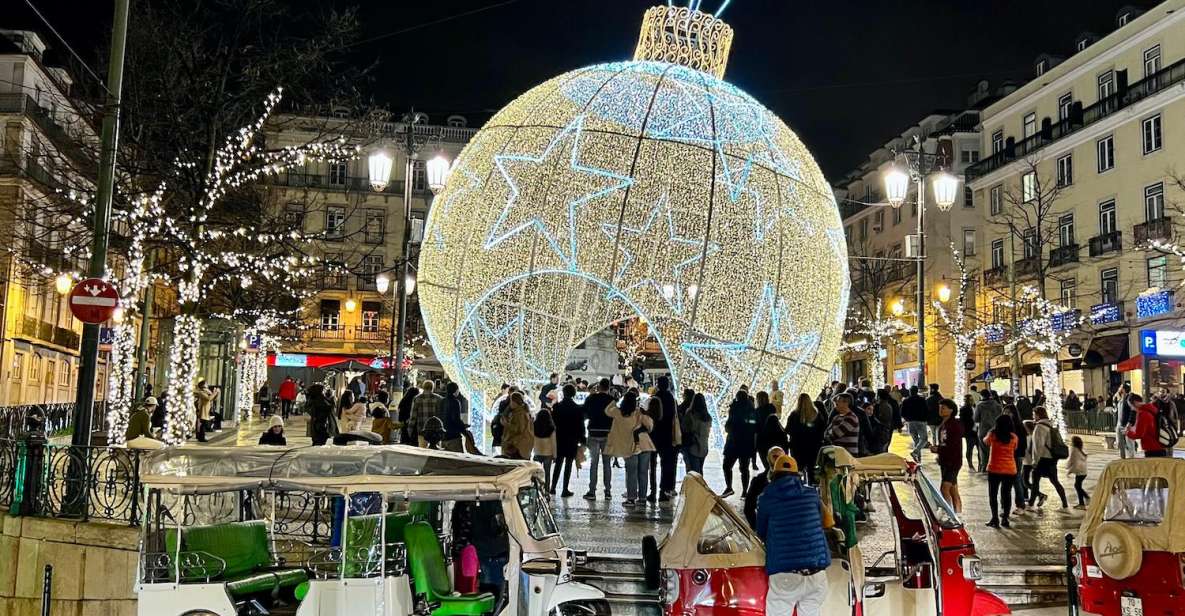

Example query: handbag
[672,411,683,447]
[1048,425,1070,460]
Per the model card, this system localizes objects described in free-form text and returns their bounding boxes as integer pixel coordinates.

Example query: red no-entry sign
[68,278,119,324]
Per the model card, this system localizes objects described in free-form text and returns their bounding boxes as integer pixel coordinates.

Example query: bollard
[1065,533,1079,616]
[18,432,47,517]
[41,564,52,616]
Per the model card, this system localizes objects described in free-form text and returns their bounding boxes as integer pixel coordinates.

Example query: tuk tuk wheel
[642,535,661,590]
[1091,521,1143,580]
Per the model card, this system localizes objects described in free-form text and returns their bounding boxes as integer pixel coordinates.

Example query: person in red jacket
[278,376,298,419]
[1127,402,1168,458]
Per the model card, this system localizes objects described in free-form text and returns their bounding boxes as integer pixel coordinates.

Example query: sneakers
[582,492,596,501]
[1001,518,1011,528]
[561,490,575,498]
[623,499,637,507]
[986,520,1000,529]
[721,488,735,498]
[647,492,657,504]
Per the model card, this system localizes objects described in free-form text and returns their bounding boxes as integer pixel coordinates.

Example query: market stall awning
[1114,354,1144,372]
[1084,334,1129,368]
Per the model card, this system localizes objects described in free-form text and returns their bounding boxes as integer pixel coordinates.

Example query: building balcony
[279,325,392,347]
[1134,218,1172,244]
[983,265,1007,286]
[320,274,348,290]
[1049,244,1079,268]
[17,316,80,350]
[272,172,433,198]
[1088,231,1122,257]
[965,57,1185,181]
[0,93,96,174]
[1016,256,1039,278]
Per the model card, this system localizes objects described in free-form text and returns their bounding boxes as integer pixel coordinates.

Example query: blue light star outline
[430,164,482,250]
[485,116,634,270]
[457,308,550,388]
[600,192,720,315]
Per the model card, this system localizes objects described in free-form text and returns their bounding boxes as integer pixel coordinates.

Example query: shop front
[1134,328,1185,395]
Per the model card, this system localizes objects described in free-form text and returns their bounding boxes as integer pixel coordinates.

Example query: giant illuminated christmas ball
[419,5,849,441]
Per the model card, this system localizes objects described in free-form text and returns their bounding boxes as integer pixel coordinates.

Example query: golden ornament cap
[633,5,734,79]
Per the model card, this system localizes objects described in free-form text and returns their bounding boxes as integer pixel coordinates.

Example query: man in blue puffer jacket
[756,454,832,616]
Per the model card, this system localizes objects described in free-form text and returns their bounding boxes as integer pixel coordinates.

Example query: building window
[1022,112,1038,138]
[1056,154,1073,187]
[892,204,902,225]
[960,149,979,164]
[361,301,381,333]
[1023,227,1038,259]
[59,361,69,386]
[1098,200,1117,235]
[1101,268,1119,303]
[28,355,40,381]
[1036,59,1048,76]
[412,160,426,192]
[858,218,868,243]
[874,210,884,230]
[1148,256,1168,289]
[12,353,23,382]
[364,209,385,244]
[990,185,1003,215]
[1118,12,1130,26]
[323,253,346,289]
[284,203,305,231]
[1144,45,1162,78]
[361,254,383,289]
[1077,38,1089,52]
[319,299,341,330]
[325,206,346,239]
[991,130,1004,154]
[1060,278,1077,307]
[963,229,976,256]
[1145,182,1165,221]
[1141,115,1162,154]
[1058,93,1074,121]
[328,162,347,186]
[1022,172,1038,202]
[1059,214,1075,247]
[991,239,1005,269]
[1097,70,1115,100]
[1096,135,1114,172]
[963,186,973,208]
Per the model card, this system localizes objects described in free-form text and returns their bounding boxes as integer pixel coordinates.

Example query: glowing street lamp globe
[883,166,910,208]
[932,171,960,211]
[418,5,850,443]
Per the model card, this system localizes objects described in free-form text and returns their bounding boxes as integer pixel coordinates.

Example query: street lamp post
[883,136,959,389]
[367,119,449,397]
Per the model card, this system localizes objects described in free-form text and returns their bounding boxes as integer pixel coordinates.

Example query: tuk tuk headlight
[659,570,679,606]
[960,555,982,581]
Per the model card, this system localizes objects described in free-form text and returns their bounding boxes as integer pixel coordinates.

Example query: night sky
[10,0,1160,179]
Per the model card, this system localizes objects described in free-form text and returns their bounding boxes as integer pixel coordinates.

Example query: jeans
[533,455,553,489]
[585,436,612,495]
[1116,424,1132,459]
[976,435,991,472]
[722,453,750,493]
[907,422,930,461]
[987,472,1014,524]
[766,571,827,616]
[1030,458,1068,507]
[658,445,678,493]
[551,456,575,493]
[625,452,652,501]
[1012,455,1027,506]
[281,399,294,419]
[683,450,705,475]
[1074,475,1088,506]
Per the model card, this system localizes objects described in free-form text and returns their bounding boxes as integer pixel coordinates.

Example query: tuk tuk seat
[343,511,423,577]
[165,520,308,599]
[404,521,494,616]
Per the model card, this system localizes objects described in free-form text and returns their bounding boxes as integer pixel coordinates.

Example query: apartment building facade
[835,101,994,394]
[965,1,1185,399]
[264,113,474,388]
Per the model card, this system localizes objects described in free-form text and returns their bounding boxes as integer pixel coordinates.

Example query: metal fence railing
[1063,410,1115,436]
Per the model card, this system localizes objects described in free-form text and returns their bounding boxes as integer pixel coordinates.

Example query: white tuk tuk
[134,445,605,616]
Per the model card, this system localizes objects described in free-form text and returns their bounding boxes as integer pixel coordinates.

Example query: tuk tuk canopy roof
[1079,457,1185,553]
[140,445,541,495]
[822,447,911,478]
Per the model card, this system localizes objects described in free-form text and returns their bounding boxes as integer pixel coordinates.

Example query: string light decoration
[1000,285,1080,433]
[633,5,734,79]
[932,245,977,402]
[163,315,202,445]
[418,5,849,444]
[844,299,914,391]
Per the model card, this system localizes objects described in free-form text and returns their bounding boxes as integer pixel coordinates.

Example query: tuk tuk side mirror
[863,582,886,599]
[522,559,561,576]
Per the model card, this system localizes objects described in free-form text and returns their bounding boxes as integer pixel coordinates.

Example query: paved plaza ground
[211,413,1157,568]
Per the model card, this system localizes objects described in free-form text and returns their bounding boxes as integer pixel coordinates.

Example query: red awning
[1114,354,1144,372]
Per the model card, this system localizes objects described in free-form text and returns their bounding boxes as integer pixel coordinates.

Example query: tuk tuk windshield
[917,471,962,529]
[517,485,559,540]
[1104,477,1168,525]
[698,502,758,555]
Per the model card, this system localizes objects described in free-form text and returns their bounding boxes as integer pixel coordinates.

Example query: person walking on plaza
[959,394,978,469]
[533,403,557,489]
[680,392,712,475]
[902,386,929,463]
[1116,385,1136,459]
[786,393,825,485]
[757,454,831,616]
[583,378,616,500]
[1068,436,1090,509]
[1029,407,1069,509]
[756,415,789,472]
[307,384,336,446]
[259,416,287,446]
[409,381,445,447]
[195,379,216,442]
[873,389,895,454]
[126,397,156,442]
[257,383,272,418]
[770,380,784,419]
[339,390,368,433]
[1127,400,1172,457]
[396,385,419,444]
[606,391,654,507]
[974,391,1003,473]
[824,393,860,457]
[652,376,679,502]
[722,389,758,497]
[278,376,298,419]
[500,392,534,460]
[552,384,584,496]
[540,373,560,409]
[442,383,468,452]
[744,445,785,529]
[756,391,779,431]
[1003,405,1029,514]
[984,414,1019,528]
[925,383,943,443]
[931,399,963,513]
[371,406,397,444]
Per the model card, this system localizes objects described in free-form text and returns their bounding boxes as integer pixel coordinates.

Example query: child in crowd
[1068,436,1090,509]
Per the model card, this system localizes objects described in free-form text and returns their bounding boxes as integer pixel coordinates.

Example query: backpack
[534,408,555,439]
[1047,425,1069,460]
[1156,410,1180,448]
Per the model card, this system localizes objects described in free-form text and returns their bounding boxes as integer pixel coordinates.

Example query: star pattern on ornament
[485,116,634,270]
[457,308,550,387]
[601,192,719,315]
[431,165,482,250]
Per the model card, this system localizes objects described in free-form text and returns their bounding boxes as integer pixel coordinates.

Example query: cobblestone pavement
[217,414,1169,567]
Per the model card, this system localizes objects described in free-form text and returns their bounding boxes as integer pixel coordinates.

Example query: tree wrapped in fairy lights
[844,299,915,391]
[1001,285,1080,433]
[932,244,979,402]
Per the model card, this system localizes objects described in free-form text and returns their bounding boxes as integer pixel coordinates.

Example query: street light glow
[404,274,416,296]
[426,154,451,194]
[368,150,393,192]
[375,273,391,295]
[932,171,960,211]
[883,166,909,208]
[55,273,73,295]
[937,284,951,303]
[345,298,357,313]
[890,299,905,316]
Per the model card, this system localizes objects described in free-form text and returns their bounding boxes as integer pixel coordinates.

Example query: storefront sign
[1090,302,1122,325]
[1136,291,1174,319]
[963,359,976,370]
[273,353,308,367]
[1067,343,1083,357]
[1141,329,1185,358]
